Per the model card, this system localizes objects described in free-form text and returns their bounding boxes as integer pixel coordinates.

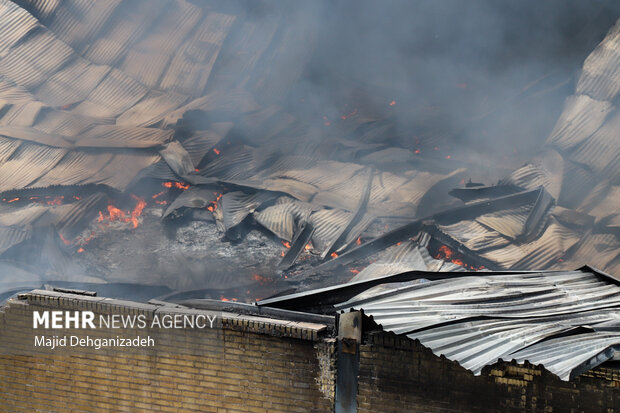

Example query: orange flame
[356,237,362,246]
[282,241,291,249]
[436,245,454,260]
[99,195,146,229]
[213,148,220,155]
[77,247,84,253]
[330,252,339,258]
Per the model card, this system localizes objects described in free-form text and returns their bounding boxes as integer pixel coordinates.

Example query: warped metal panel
[0,143,66,192]
[569,109,620,183]
[0,0,39,56]
[438,220,511,252]
[482,219,580,270]
[576,19,620,101]
[27,150,113,188]
[511,333,620,381]
[0,224,31,254]
[35,57,111,106]
[0,125,70,147]
[76,151,160,191]
[502,150,564,199]
[74,124,172,148]
[81,0,165,65]
[546,94,613,151]
[253,198,314,242]
[176,128,226,167]
[14,0,61,21]
[475,204,531,240]
[118,0,201,89]
[332,269,620,380]
[45,0,122,48]
[0,101,43,126]
[70,68,148,118]
[159,12,236,96]
[115,90,188,127]
[351,241,445,282]
[0,204,48,226]
[216,190,275,233]
[0,136,21,162]
[0,28,74,90]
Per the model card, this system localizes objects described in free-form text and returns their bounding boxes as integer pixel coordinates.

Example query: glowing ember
[251,274,271,285]
[58,233,71,245]
[356,237,362,246]
[389,100,396,106]
[282,241,291,249]
[7,197,19,203]
[330,252,339,258]
[45,196,64,205]
[349,269,360,274]
[445,155,451,159]
[213,148,220,155]
[162,182,190,190]
[305,243,312,251]
[219,296,238,302]
[414,149,421,154]
[280,251,285,257]
[340,108,358,120]
[436,245,454,260]
[152,191,166,199]
[77,247,84,253]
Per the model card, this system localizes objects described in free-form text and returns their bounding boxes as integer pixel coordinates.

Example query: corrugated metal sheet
[335,268,620,380]
[351,240,451,282]
[0,224,31,254]
[576,19,620,101]
[45,0,122,49]
[159,12,236,96]
[546,94,613,151]
[569,109,620,183]
[253,198,314,242]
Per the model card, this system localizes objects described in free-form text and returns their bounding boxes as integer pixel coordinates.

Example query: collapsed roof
[0,0,616,297]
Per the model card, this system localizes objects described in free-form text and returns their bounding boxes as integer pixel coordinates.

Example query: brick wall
[357,331,620,413]
[0,291,335,412]
[0,291,618,412]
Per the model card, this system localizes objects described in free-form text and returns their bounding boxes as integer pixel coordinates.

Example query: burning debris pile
[0,0,618,301]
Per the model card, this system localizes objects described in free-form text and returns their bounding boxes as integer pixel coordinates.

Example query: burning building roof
[0,0,617,301]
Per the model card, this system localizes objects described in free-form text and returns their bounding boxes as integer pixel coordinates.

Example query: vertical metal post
[335,311,361,413]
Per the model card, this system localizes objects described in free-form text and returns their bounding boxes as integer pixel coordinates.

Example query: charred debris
[0,0,618,303]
